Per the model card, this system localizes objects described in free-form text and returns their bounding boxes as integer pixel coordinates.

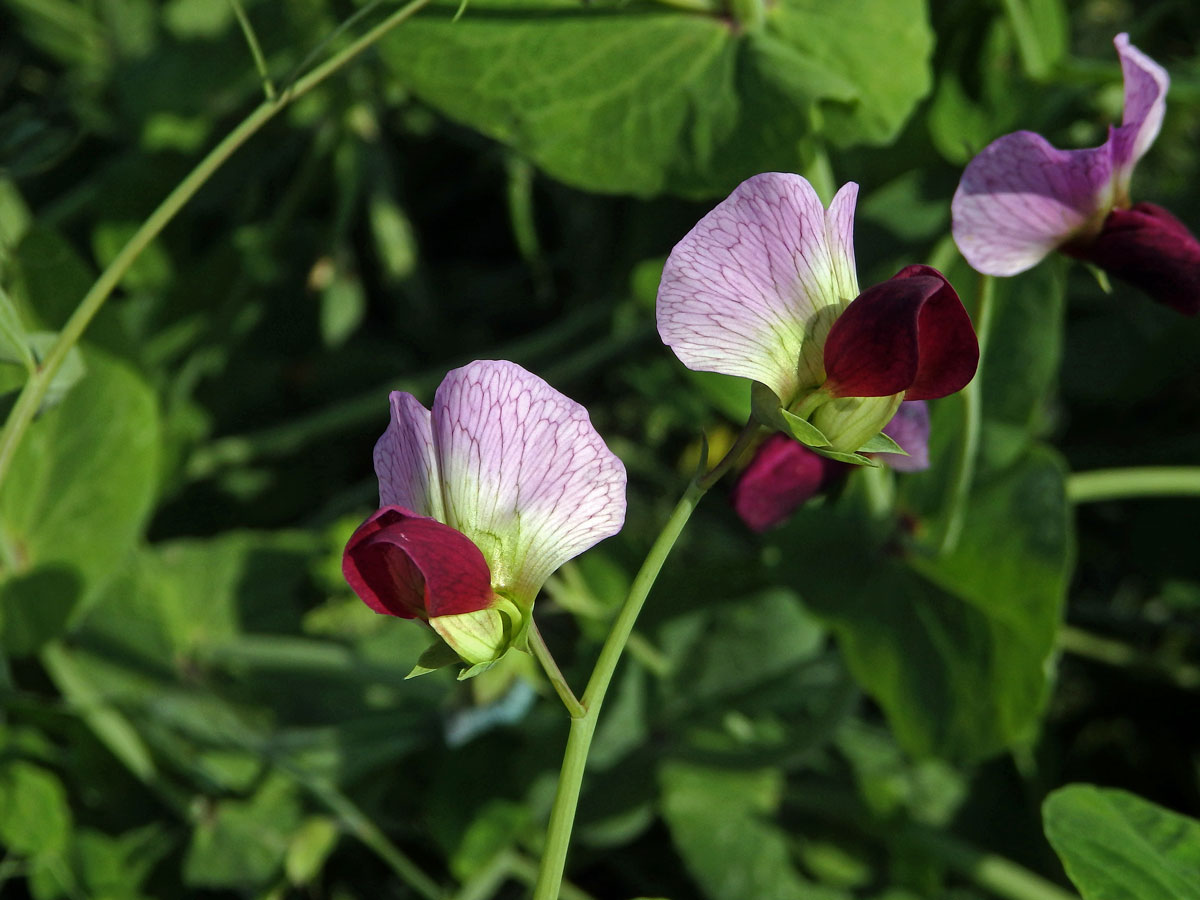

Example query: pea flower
[342,360,626,676]
[952,33,1200,315]
[657,173,978,460]
[732,400,930,532]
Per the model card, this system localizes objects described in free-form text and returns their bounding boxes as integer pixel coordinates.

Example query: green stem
[1059,624,1200,690]
[1066,467,1200,504]
[901,824,1078,900]
[938,272,995,555]
[0,0,435,492]
[228,0,276,100]
[529,621,585,719]
[531,422,758,900]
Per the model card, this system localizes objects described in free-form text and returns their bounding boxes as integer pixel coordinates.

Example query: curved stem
[0,0,434,491]
[529,621,585,719]
[939,272,995,555]
[531,421,757,900]
[1067,467,1200,504]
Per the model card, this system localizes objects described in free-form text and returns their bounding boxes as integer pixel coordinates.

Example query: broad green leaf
[1044,785,1200,900]
[0,351,159,655]
[184,772,302,888]
[285,817,340,886]
[380,0,932,197]
[660,761,846,900]
[773,447,1071,760]
[0,760,72,857]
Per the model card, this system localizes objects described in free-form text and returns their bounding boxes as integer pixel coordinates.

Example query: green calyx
[749,380,906,466]
[421,594,529,680]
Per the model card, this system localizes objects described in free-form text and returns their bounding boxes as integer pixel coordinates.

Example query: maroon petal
[822,265,979,401]
[731,435,846,532]
[1069,203,1200,315]
[343,506,496,619]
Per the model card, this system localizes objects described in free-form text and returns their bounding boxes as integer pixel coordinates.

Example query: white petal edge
[656,173,860,404]
[431,360,627,604]
[374,391,444,520]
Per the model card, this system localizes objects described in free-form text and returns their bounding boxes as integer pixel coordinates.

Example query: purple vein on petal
[657,173,860,404]
[431,360,627,604]
[374,391,443,520]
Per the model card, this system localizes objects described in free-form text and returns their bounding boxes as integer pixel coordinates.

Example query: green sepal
[779,409,832,448]
[750,380,785,427]
[1082,261,1112,294]
[813,447,878,467]
[857,431,908,456]
[406,639,462,679]
[457,656,504,681]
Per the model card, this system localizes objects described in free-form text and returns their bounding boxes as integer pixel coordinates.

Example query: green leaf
[1043,785,1200,900]
[774,447,1071,761]
[0,350,159,655]
[184,773,302,888]
[29,331,86,411]
[661,761,845,900]
[0,761,72,857]
[379,0,932,197]
[285,817,340,886]
[0,283,34,370]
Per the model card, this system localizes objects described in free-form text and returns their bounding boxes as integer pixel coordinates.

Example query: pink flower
[952,34,1199,314]
[657,173,977,459]
[343,361,626,671]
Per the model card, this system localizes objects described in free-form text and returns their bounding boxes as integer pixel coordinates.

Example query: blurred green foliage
[1,0,1200,898]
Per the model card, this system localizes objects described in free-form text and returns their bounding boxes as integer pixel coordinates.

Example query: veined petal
[432,360,627,604]
[657,173,860,404]
[879,400,930,472]
[374,392,444,520]
[731,434,843,532]
[1110,33,1169,188]
[952,131,1113,276]
[343,506,495,619]
[823,266,978,401]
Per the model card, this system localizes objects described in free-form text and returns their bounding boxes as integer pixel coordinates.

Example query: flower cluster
[343,360,626,674]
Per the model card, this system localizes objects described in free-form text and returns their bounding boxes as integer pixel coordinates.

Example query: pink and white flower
[343,361,626,672]
[952,34,1199,314]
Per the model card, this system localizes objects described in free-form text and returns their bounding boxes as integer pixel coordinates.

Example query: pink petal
[879,400,930,472]
[374,392,444,519]
[342,506,496,619]
[731,434,845,532]
[657,174,860,404]
[1072,202,1200,315]
[952,132,1113,276]
[1110,33,1169,185]
[823,266,978,401]
[432,360,627,604]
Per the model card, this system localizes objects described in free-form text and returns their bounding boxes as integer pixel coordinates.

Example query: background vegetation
[1,0,1199,897]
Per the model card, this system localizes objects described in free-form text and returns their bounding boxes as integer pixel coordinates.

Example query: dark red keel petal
[1071,203,1200,315]
[822,265,978,401]
[731,435,846,532]
[342,506,495,619]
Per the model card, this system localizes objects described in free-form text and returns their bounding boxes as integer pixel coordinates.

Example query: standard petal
[1110,33,1169,188]
[657,173,860,404]
[432,360,627,604]
[952,131,1113,275]
[374,392,444,519]
[1074,202,1200,315]
[342,506,496,619]
[731,434,843,532]
[822,267,977,401]
[879,400,930,472]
